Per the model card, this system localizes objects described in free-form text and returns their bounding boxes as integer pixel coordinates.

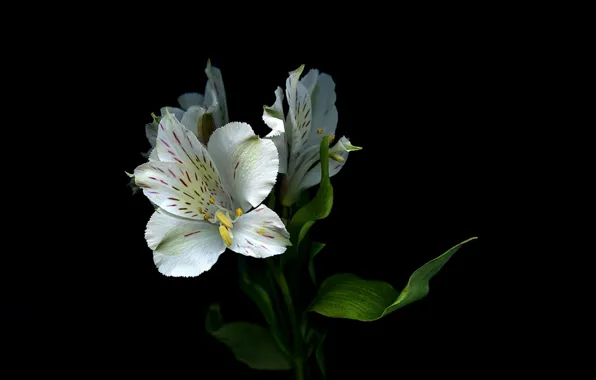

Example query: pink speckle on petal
[173,132,181,144]
[234,161,240,179]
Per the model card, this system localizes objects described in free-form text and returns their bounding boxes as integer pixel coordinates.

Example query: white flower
[145,59,229,153]
[262,65,361,206]
[133,111,291,277]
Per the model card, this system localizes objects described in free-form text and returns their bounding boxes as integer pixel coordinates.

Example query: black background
[4,15,515,378]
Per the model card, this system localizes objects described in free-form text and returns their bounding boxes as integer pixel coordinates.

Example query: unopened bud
[198,112,216,145]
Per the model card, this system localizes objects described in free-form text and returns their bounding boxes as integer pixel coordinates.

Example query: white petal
[154,112,233,211]
[287,142,318,178]
[180,105,207,137]
[145,122,158,149]
[229,205,291,258]
[146,148,159,162]
[298,136,359,192]
[137,112,240,219]
[204,60,229,127]
[263,87,286,137]
[160,106,185,120]
[178,92,204,110]
[203,88,223,128]
[208,122,279,211]
[300,68,320,95]
[134,160,224,220]
[306,73,338,148]
[268,134,288,174]
[285,65,313,159]
[333,136,362,152]
[262,87,288,174]
[284,147,321,205]
[146,210,225,277]
[145,209,187,250]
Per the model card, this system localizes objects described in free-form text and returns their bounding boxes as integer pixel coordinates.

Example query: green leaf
[240,270,278,330]
[287,136,333,250]
[309,242,326,284]
[295,190,311,209]
[205,303,224,333]
[308,237,478,321]
[238,258,291,358]
[315,333,327,379]
[205,303,292,370]
[211,322,293,370]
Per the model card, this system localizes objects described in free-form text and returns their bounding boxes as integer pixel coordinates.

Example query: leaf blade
[309,242,326,284]
[309,237,478,321]
[210,322,293,370]
[287,136,333,251]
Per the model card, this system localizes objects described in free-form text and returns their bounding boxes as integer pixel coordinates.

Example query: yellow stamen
[219,225,232,247]
[329,134,335,144]
[203,213,211,221]
[316,129,323,134]
[209,197,215,204]
[235,208,243,217]
[198,207,203,214]
[215,211,233,229]
[257,227,265,235]
[329,153,345,163]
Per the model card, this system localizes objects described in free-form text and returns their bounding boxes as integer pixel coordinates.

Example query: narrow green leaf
[240,271,278,328]
[309,237,478,321]
[287,136,333,250]
[210,322,293,370]
[315,333,327,379]
[238,258,291,358]
[309,242,326,284]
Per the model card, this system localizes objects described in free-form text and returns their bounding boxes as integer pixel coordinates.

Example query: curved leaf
[237,258,290,357]
[211,322,293,370]
[315,332,327,379]
[287,136,333,250]
[309,242,326,284]
[239,270,278,330]
[205,304,292,370]
[308,237,478,321]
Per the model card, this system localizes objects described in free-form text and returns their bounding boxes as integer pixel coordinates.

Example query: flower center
[215,208,243,247]
[215,211,233,228]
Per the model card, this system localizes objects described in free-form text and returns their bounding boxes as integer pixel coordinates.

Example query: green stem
[294,359,304,380]
[266,259,304,373]
[267,260,297,338]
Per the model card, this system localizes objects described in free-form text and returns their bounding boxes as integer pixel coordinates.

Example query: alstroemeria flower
[145,60,229,155]
[262,65,361,206]
[133,112,291,277]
